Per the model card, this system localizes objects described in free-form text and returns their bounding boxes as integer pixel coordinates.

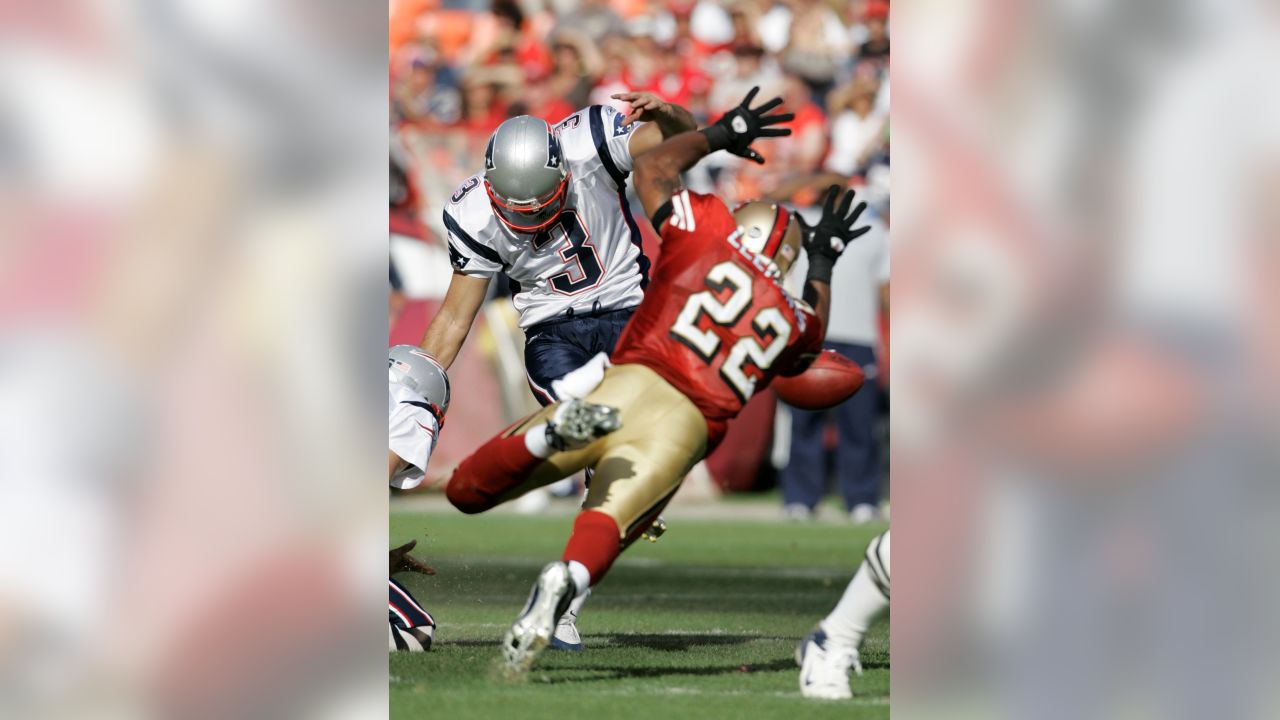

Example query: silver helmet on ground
[388,345,450,423]
[483,115,570,233]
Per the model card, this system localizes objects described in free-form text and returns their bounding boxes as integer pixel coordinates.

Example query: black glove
[804,185,871,283]
[700,87,793,164]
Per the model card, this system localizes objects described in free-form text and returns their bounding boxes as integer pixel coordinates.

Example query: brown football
[772,350,866,410]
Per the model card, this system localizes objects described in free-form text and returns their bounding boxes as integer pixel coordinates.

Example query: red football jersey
[612,190,824,448]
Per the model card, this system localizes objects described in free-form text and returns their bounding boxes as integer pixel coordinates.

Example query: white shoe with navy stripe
[796,627,860,699]
[550,598,584,652]
[502,562,579,674]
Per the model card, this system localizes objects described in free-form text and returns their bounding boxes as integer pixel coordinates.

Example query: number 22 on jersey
[670,261,793,402]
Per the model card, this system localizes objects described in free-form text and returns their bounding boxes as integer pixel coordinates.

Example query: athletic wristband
[700,125,732,153]
[651,199,674,230]
[806,252,835,285]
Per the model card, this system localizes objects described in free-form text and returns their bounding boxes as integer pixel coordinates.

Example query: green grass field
[390,505,889,719]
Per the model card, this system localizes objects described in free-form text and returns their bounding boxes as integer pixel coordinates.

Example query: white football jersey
[443,105,650,328]
[388,382,439,490]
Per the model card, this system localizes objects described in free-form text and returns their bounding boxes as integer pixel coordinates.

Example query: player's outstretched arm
[419,271,490,369]
[614,91,698,157]
[802,185,871,329]
[633,87,793,222]
[633,131,713,220]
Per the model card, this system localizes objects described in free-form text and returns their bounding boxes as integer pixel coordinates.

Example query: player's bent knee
[445,474,493,514]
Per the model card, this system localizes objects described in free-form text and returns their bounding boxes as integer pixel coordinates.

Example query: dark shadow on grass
[439,634,888,679]
[445,633,784,651]
[446,640,509,648]
[598,633,784,651]
[530,657,800,684]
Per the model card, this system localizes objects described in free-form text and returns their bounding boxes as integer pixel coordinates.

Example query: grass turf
[391,507,889,719]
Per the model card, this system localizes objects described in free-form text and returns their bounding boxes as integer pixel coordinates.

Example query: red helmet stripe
[762,205,790,258]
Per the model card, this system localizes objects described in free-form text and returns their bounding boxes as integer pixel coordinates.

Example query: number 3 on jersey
[536,210,604,295]
[670,261,793,401]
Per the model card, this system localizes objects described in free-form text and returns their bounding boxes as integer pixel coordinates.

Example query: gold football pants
[504,363,708,539]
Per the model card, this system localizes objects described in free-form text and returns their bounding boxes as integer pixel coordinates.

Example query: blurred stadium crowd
[391,0,889,211]
[389,0,891,518]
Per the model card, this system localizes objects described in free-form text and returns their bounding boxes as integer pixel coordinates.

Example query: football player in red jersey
[443,88,871,674]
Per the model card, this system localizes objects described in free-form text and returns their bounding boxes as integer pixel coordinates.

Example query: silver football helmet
[388,345,450,423]
[483,115,570,233]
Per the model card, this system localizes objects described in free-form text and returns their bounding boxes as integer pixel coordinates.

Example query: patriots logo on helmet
[546,133,563,170]
[484,137,496,171]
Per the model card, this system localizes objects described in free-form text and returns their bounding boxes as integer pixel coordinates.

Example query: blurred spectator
[548,30,603,109]
[708,43,783,117]
[643,42,713,110]
[758,0,791,54]
[469,0,553,78]
[623,28,667,96]
[458,72,513,136]
[392,54,461,126]
[551,0,626,44]
[589,34,635,106]
[510,72,576,124]
[782,212,890,523]
[776,76,830,173]
[824,79,887,178]
[857,1,890,63]
[754,76,833,205]
[768,0,854,101]
[666,1,717,68]
[687,0,735,47]
[727,2,764,48]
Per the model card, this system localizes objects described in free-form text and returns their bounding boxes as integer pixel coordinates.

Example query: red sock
[561,510,622,583]
[446,433,541,513]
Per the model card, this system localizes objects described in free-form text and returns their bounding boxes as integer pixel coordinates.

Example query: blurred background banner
[892,0,1279,718]
[0,1,389,717]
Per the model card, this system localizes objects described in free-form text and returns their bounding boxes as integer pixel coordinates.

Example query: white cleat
[797,627,861,700]
[550,587,589,651]
[549,609,583,652]
[502,562,578,674]
[546,400,620,451]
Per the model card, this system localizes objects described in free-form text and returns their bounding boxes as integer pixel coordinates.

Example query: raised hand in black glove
[804,185,871,283]
[700,87,794,164]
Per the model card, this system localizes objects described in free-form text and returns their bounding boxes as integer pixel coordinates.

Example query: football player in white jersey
[417,93,695,650]
[797,531,890,699]
[420,93,694,400]
[387,345,450,651]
